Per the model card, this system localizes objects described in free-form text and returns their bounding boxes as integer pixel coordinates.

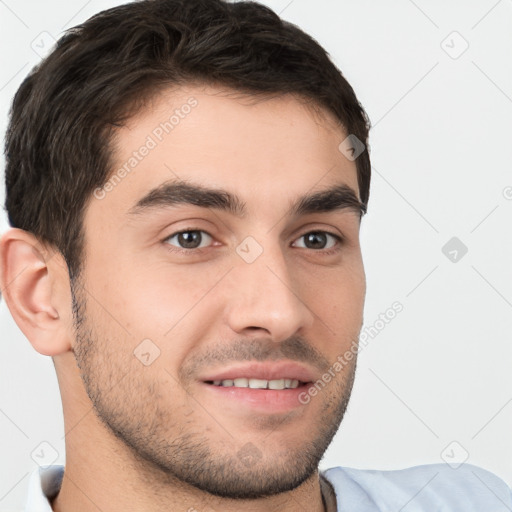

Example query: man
[0,0,511,510]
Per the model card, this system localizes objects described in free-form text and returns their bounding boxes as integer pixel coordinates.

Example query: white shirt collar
[24,465,64,512]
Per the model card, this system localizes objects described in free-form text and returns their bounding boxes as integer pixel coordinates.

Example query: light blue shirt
[25,463,512,511]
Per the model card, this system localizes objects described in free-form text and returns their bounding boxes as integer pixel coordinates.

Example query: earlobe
[0,228,73,356]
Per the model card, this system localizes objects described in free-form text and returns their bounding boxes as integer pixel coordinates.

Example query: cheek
[92,263,231,369]
[87,258,195,330]
[121,263,226,328]
[305,262,365,312]
[302,264,365,353]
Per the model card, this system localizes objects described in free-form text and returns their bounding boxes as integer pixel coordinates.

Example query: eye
[162,229,343,255]
[292,231,342,252]
[164,229,213,251]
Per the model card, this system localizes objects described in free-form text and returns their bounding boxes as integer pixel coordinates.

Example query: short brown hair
[4,0,371,279]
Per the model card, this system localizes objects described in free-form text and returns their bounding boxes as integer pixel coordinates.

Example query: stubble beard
[70,275,357,499]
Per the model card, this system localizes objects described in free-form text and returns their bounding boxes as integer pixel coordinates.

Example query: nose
[224,241,315,342]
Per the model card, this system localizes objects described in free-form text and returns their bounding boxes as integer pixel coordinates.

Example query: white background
[1,0,512,510]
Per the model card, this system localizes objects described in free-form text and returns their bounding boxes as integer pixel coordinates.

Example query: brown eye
[165,230,213,250]
[293,231,342,251]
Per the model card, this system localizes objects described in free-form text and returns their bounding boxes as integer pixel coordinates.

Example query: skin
[0,84,366,512]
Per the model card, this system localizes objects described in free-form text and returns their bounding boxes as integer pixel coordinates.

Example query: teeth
[249,378,267,389]
[268,379,285,390]
[212,378,302,389]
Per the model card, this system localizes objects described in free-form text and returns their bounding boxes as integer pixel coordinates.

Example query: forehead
[87,84,360,223]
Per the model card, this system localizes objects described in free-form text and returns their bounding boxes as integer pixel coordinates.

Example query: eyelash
[162,229,344,256]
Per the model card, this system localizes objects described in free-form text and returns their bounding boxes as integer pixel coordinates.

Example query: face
[71,84,366,498]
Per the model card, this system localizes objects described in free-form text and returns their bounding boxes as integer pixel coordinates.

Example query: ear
[0,228,74,355]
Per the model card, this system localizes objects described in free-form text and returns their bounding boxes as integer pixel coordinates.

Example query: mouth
[200,360,315,389]
[204,378,308,389]
[199,362,316,413]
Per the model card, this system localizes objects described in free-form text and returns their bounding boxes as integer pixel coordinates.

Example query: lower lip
[202,383,311,413]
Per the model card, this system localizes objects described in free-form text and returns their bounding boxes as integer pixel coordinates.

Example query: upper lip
[200,361,317,383]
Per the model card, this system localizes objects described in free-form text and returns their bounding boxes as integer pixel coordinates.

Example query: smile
[206,378,304,389]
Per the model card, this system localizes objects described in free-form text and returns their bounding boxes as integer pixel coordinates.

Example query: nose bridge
[224,236,314,340]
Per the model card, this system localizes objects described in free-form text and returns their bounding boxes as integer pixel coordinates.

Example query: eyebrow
[127,180,366,219]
